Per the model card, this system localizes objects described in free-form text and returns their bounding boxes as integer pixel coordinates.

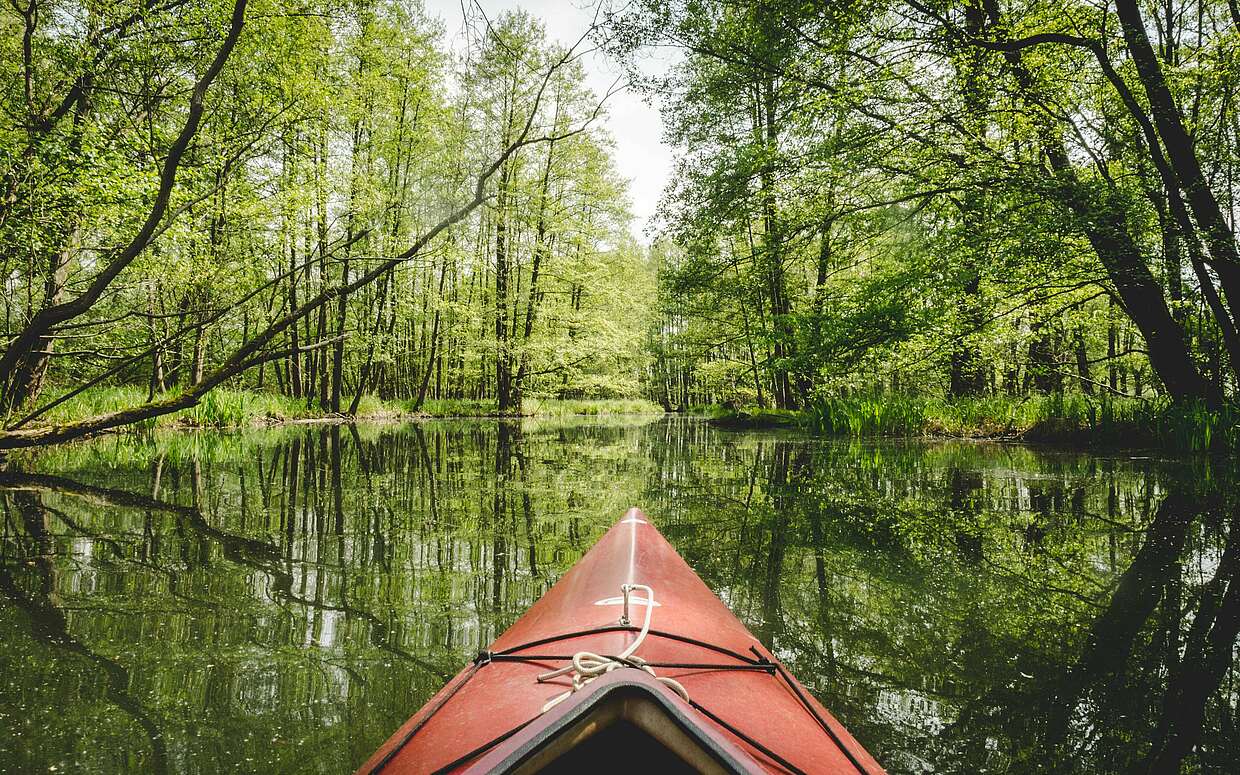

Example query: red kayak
[356,508,885,774]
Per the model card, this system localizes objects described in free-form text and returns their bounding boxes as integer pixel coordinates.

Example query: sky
[422,0,673,242]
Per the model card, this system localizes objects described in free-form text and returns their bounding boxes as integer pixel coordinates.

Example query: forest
[629,0,1240,438]
[3,0,1240,449]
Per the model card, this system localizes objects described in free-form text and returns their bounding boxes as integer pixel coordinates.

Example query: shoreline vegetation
[19,386,1238,454]
[24,387,665,432]
[704,395,1240,453]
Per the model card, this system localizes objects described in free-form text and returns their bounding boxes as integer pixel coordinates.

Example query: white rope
[536,583,689,713]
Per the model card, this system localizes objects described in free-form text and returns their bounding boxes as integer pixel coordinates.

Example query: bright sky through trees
[424,0,674,240]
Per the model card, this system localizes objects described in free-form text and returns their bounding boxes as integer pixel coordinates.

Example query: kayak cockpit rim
[459,669,765,774]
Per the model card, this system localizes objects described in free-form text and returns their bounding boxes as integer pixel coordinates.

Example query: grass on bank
[23,386,664,431]
[410,397,662,417]
[30,386,399,429]
[707,393,1240,453]
[26,385,1233,452]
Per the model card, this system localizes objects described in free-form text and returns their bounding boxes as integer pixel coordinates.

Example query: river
[0,417,1235,773]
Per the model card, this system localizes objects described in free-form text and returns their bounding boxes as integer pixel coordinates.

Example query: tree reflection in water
[0,417,1235,774]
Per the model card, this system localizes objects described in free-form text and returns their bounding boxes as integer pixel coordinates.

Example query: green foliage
[0,1,652,445]
[522,398,663,416]
[805,396,931,437]
[412,398,501,417]
[617,0,1240,422]
[35,386,406,429]
[798,394,1240,452]
[35,386,169,429]
[701,405,802,428]
[33,388,663,429]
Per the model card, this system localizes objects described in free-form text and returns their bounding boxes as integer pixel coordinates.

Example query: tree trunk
[756,77,796,409]
[1116,0,1240,324]
[1074,324,1093,395]
[983,0,1215,404]
[495,159,514,414]
[949,1,990,398]
[190,318,206,387]
[513,131,558,407]
[413,263,447,410]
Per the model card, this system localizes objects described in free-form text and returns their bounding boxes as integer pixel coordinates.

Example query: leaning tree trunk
[0,0,250,415]
[1116,0,1240,321]
[982,0,1216,405]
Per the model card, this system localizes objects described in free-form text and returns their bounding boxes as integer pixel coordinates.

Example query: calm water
[0,417,1235,774]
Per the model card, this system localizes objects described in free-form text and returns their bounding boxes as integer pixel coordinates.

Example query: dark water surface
[0,417,1236,774]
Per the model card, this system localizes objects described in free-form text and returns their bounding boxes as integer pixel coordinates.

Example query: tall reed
[801,393,1239,452]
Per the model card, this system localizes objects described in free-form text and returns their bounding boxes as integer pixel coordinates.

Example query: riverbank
[19,387,1237,453]
[24,386,664,432]
[411,397,663,418]
[703,394,1240,453]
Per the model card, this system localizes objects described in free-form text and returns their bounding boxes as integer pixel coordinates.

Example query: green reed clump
[701,405,801,428]
[1020,394,1238,451]
[805,395,929,436]
[801,393,1239,451]
[188,389,250,427]
[23,390,668,426]
[187,389,330,426]
[351,394,403,417]
[1150,399,1240,452]
[33,385,163,426]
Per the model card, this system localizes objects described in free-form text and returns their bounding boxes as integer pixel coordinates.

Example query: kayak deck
[356,508,885,774]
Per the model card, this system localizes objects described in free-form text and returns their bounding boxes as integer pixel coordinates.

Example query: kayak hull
[357,508,885,774]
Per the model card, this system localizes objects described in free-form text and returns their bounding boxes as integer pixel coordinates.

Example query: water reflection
[0,418,1235,774]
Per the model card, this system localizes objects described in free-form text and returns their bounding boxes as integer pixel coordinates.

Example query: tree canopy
[4,0,1240,445]
[615,0,1240,414]
[0,0,651,447]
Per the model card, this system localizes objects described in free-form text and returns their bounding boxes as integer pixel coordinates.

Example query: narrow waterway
[0,417,1234,773]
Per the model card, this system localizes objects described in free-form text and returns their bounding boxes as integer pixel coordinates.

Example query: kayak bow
[356,508,885,774]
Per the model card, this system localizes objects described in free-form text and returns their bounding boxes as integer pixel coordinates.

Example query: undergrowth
[24,387,664,430]
[711,394,1239,453]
